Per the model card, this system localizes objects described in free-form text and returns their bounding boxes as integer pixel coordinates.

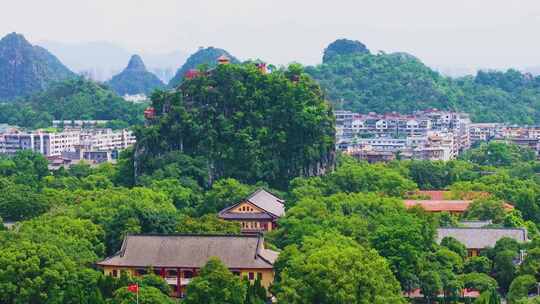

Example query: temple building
[437,227,528,257]
[97,234,278,298]
[218,189,285,233]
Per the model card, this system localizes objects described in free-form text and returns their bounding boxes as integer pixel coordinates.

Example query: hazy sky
[2,0,540,69]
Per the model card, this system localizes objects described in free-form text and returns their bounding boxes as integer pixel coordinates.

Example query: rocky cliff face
[0,33,75,100]
[106,54,165,96]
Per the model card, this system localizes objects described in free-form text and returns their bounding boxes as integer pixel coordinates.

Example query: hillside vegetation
[168,47,239,88]
[307,39,540,124]
[1,141,540,303]
[135,62,336,189]
[0,78,146,128]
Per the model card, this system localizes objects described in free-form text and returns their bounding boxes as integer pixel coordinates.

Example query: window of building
[112,269,118,277]
[184,271,194,278]
[232,271,240,276]
[257,273,263,280]
[167,270,178,277]
[248,272,255,280]
[135,268,147,276]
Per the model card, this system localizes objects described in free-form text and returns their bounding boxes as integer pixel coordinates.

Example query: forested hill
[106,55,165,96]
[168,47,239,88]
[306,39,540,124]
[136,63,336,189]
[0,33,75,100]
[0,78,146,129]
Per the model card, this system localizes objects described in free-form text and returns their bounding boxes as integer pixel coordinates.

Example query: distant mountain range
[306,39,540,124]
[1,32,540,124]
[0,33,75,100]
[40,40,188,82]
[106,55,165,96]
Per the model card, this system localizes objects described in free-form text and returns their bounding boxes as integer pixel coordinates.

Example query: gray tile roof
[97,234,278,269]
[437,228,528,249]
[218,188,285,219]
[246,189,285,217]
[218,212,274,220]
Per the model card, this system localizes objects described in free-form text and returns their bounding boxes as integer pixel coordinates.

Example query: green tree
[419,270,442,304]
[507,275,537,304]
[0,241,78,304]
[474,287,501,304]
[441,236,468,259]
[183,257,246,304]
[459,272,498,293]
[493,250,518,293]
[199,178,252,215]
[464,256,492,274]
[274,233,405,304]
[113,286,175,304]
[140,274,170,296]
[176,214,240,234]
[245,277,267,304]
[370,212,435,291]
[0,181,51,221]
[465,198,507,223]
[519,248,540,280]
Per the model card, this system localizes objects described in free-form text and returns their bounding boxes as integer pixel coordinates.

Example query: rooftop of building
[436,227,528,249]
[97,234,278,269]
[404,200,473,212]
[219,188,285,218]
[405,190,514,212]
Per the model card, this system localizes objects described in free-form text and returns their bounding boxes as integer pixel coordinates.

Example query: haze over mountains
[40,40,188,82]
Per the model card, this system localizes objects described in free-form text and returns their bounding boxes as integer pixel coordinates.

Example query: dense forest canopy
[135,62,336,189]
[3,35,540,303]
[0,78,147,129]
[0,141,540,303]
[307,39,540,124]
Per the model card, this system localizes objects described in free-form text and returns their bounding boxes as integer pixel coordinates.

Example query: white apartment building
[0,129,136,157]
[0,131,80,156]
[80,129,136,151]
[336,109,471,160]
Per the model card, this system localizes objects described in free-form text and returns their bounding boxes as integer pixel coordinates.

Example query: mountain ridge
[106,54,165,96]
[0,33,75,100]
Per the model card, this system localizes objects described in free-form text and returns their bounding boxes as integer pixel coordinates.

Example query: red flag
[127,284,139,293]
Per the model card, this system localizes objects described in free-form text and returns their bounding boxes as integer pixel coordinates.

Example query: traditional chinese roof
[97,234,278,269]
[218,189,285,219]
[437,227,528,249]
[404,199,514,213]
[404,200,473,212]
[415,190,490,200]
